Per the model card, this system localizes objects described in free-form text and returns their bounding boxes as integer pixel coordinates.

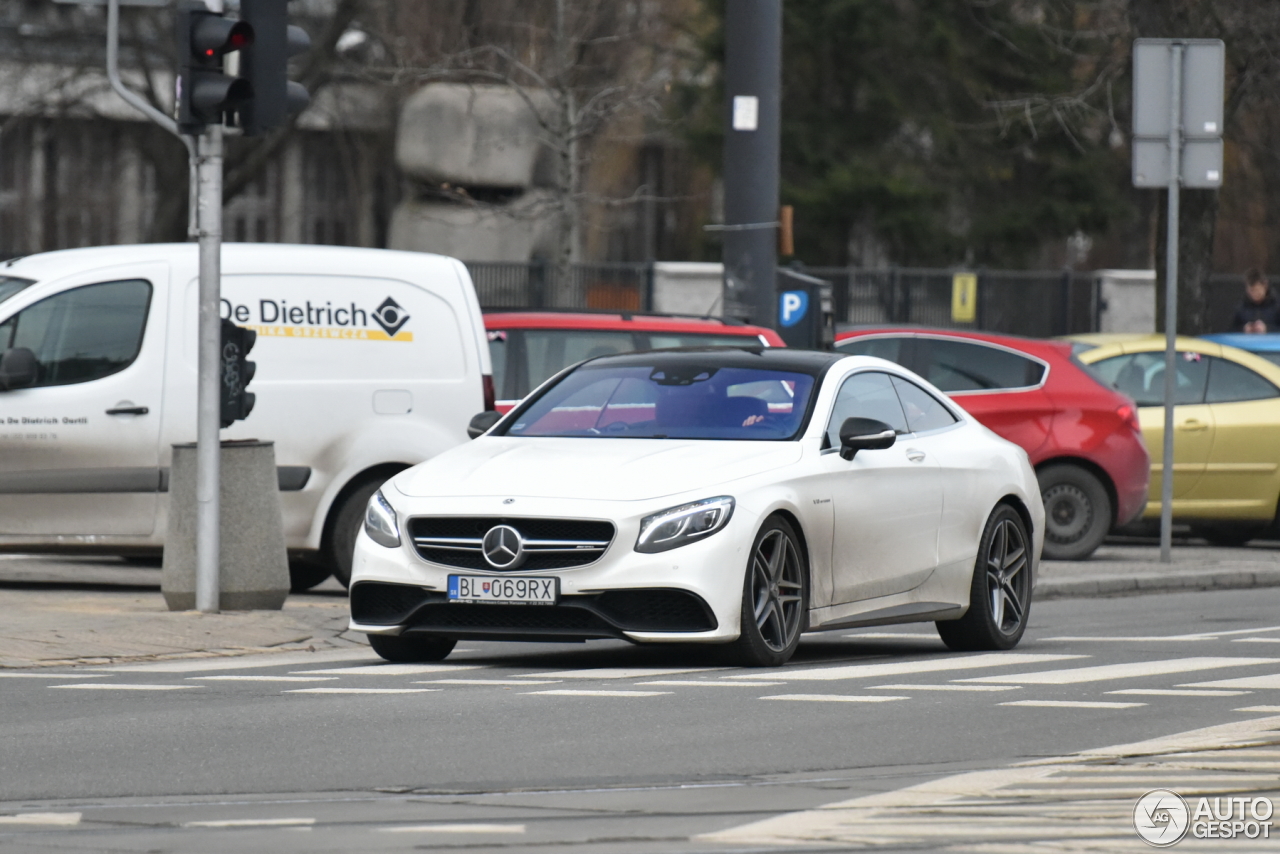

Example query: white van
[0,243,493,588]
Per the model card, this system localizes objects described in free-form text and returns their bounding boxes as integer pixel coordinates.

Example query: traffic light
[220,319,257,428]
[238,0,311,136]
[175,1,254,135]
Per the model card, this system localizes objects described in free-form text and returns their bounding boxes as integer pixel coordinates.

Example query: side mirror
[467,410,502,439]
[0,347,37,391]
[839,417,896,460]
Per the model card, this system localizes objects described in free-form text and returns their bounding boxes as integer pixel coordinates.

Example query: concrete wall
[651,261,724,316]
[1098,270,1155,333]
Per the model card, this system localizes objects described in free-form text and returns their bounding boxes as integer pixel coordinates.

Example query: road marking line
[0,813,81,825]
[292,664,484,676]
[999,700,1146,709]
[761,694,908,703]
[1185,673,1280,689]
[90,649,374,673]
[523,689,672,697]
[522,667,725,679]
[723,653,1085,682]
[183,818,316,828]
[1235,705,1280,713]
[377,824,526,834]
[1235,637,1280,643]
[869,684,1020,692]
[283,688,440,695]
[50,683,199,691]
[186,676,339,682]
[0,673,98,679]
[1181,625,1280,639]
[638,680,784,687]
[414,679,562,686]
[958,657,1278,685]
[1108,688,1249,697]
[1039,636,1209,642]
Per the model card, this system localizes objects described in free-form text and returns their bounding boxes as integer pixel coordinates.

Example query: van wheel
[330,479,387,589]
[368,633,456,663]
[1038,464,1111,560]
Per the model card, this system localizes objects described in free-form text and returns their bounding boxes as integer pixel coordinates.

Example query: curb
[1038,567,1280,600]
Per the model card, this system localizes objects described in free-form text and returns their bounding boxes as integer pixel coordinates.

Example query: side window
[1205,357,1280,403]
[890,376,958,433]
[3,280,151,388]
[915,338,1045,392]
[523,330,636,395]
[487,329,510,400]
[826,371,909,448]
[1089,352,1208,406]
[834,336,908,365]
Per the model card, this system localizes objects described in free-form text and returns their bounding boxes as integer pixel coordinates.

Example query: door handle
[106,406,149,416]
[905,449,926,463]
[1178,419,1208,432]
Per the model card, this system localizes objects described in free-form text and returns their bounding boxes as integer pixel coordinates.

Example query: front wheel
[728,515,808,667]
[368,633,456,663]
[936,504,1032,651]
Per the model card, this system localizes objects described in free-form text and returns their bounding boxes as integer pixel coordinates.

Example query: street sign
[951,273,977,323]
[1131,37,1225,565]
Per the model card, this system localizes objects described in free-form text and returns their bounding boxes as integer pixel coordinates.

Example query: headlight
[635,496,735,554]
[364,489,401,549]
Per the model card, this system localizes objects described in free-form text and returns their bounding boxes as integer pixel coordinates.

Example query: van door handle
[106,406,149,416]
[906,449,926,463]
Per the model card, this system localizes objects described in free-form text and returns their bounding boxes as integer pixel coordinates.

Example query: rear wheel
[1038,464,1111,560]
[288,558,332,592]
[368,632,456,663]
[329,478,390,589]
[728,515,808,667]
[936,504,1031,651]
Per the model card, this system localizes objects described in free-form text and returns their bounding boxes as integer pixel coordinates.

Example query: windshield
[0,276,34,307]
[503,362,815,440]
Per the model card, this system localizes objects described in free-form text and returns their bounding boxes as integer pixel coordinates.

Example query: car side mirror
[0,347,37,391]
[839,417,896,460]
[467,410,502,439]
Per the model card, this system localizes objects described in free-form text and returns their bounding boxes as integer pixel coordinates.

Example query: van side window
[1,279,151,388]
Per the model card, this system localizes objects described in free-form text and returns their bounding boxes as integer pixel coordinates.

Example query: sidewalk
[1,540,1277,668]
[0,555,363,669]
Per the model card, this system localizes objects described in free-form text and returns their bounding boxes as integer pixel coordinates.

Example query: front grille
[349,582,716,638]
[408,517,616,571]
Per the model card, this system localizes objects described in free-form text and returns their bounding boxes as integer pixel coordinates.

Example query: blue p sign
[779,290,808,328]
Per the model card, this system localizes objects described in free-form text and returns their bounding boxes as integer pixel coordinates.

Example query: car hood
[393,437,804,502]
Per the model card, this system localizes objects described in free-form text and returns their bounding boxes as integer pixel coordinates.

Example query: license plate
[448,575,558,605]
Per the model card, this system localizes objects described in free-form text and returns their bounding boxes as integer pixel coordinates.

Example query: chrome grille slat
[408,517,616,571]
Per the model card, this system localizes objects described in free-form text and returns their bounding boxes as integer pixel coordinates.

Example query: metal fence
[465,261,653,312]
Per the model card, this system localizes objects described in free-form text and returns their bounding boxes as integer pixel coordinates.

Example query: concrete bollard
[162,440,290,611]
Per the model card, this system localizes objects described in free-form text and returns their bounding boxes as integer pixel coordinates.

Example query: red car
[485,311,785,412]
[835,328,1149,560]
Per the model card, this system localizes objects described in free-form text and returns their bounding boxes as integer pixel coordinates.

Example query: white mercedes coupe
[350,348,1044,666]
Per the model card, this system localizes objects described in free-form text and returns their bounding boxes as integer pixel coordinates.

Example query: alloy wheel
[985,516,1029,635]
[750,528,805,652]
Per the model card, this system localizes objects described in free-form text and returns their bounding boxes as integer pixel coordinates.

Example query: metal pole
[1159,44,1183,565]
[721,0,781,328]
[195,127,223,613]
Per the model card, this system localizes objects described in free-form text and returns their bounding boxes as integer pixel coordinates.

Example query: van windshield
[0,276,35,307]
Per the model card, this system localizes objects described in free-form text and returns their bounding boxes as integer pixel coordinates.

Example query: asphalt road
[4,587,1280,852]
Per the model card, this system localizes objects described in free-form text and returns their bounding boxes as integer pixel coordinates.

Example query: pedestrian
[1229,268,1280,333]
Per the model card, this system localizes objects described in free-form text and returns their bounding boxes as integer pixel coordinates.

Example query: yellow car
[1071,334,1280,545]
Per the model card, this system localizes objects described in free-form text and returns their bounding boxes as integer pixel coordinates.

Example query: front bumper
[349,494,753,643]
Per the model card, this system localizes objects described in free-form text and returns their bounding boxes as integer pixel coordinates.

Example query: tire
[288,558,332,592]
[329,478,388,589]
[727,515,808,667]
[1038,465,1112,560]
[936,504,1032,652]
[368,632,456,663]
[1191,524,1264,548]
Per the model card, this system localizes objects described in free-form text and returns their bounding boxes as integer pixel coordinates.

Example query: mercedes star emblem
[482,524,525,569]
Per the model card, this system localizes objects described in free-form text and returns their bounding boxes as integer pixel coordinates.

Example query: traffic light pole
[194,126,224,614]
